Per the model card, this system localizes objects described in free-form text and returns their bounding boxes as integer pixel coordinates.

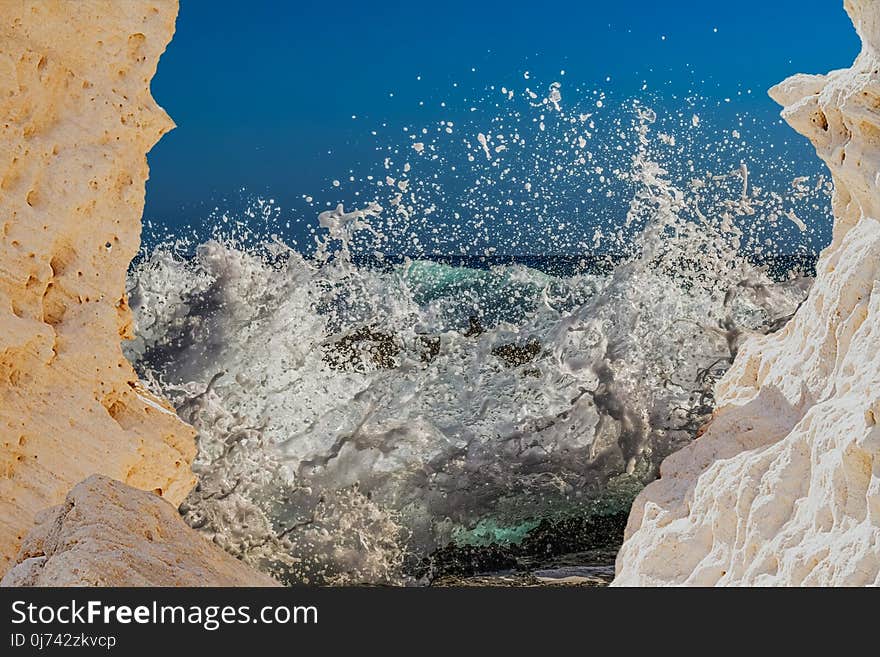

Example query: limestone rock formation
[0,0,196,573]
[614,0,880,586]
[1,475,279,586]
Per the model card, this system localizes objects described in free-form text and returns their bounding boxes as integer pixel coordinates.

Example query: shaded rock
[1,476,279,587]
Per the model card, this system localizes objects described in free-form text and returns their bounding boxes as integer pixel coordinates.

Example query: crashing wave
[128,101,826,584]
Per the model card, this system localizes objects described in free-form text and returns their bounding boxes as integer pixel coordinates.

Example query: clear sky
[145,0,860,250]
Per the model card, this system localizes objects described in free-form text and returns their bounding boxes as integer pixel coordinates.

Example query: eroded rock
[0,1,196,572]
[1,475,279,587]
[614,0,880,586]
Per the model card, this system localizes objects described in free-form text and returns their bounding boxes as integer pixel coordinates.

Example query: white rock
[614,0,880,586]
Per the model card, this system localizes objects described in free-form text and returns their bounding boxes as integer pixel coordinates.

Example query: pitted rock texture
[0,0,196,573]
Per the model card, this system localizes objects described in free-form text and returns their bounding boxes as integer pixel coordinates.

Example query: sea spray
[129,93,827,584]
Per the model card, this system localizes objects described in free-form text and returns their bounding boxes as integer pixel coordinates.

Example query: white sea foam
[129,93,829,584]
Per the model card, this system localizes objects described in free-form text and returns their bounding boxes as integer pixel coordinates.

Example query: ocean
[129,92,830,584]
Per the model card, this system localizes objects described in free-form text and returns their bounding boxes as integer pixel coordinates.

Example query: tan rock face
[0,0,196,573]
[614,0,880,586]
[1,475,279,586]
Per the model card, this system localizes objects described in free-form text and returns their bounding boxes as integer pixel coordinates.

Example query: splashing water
[129,84,829,584]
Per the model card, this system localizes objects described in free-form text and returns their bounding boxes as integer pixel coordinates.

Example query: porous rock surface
[0,0,196,572]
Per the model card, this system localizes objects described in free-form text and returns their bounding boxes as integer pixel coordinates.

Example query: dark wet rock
[416,543,518,581]
[463,314,484,337]
[517,510,628,559]
[322,325,400,371]
[416,335,441,363]
[491,337,542,367]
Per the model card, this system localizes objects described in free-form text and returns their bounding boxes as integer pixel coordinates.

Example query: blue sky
[145,0,859,251]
